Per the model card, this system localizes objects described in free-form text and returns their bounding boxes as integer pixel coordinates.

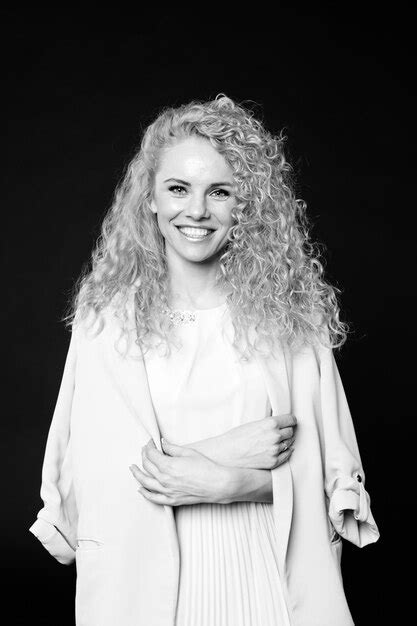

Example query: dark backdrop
[3,6,409,625]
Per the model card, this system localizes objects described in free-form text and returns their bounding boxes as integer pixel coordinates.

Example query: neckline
[194,301,228,313]
[168,301,228,313]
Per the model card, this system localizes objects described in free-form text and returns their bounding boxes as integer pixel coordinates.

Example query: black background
[3,5,410,625]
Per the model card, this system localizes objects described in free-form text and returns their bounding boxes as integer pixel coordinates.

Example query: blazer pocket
[75,537,108,625]
[76,537,104,551]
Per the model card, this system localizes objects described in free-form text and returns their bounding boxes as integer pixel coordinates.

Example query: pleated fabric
[174,501,290,626]
[144,302,291,626]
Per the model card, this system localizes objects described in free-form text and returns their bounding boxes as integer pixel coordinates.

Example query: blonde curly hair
[64,94,349,358]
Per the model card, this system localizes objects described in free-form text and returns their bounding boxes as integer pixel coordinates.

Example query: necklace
[163,300,229,326]
[163,308,197,326]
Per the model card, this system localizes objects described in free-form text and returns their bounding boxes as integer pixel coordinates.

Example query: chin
[181,251,217,264]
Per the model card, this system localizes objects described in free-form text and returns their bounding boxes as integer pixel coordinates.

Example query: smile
[176,226,215,241]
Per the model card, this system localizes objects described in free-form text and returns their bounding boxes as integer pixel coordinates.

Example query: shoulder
[72,290,141,362]
[71,298,126,345]
[285,324,333,380]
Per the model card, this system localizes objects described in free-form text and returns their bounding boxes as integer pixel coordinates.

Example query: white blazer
[29,302,380,626]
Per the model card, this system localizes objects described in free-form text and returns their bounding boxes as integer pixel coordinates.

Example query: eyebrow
[163,177,233,187]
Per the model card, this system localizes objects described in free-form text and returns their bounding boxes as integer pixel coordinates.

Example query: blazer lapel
[109,322,180,606]
[105,303,163,449]
[254,342,294,580]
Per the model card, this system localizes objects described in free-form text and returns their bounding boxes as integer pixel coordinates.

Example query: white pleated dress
[143,303,291,626]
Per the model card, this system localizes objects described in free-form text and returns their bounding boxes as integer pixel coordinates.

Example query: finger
[142,446,170,472]
[279,440,295,454]
[275,447,294,468]
[144,444,173,472]
[142,447,162,477]
[285,435,296,448]
[278,426,296,441]
[263,419,296,443]
[161,438,194,457]
[129,465,169,494]
[142,446,177,485]
[132,468,166,493]
[271,413,298,428]
[142,455,162,477]
[137,485,174,506]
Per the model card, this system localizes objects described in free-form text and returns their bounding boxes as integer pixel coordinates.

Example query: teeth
[178,227,212,238]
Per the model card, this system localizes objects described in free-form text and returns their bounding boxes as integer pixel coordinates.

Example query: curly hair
[64,94,349,358]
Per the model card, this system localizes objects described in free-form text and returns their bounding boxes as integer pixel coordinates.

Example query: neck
[166,249,227,309]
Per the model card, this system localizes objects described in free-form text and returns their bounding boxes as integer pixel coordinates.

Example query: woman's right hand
[188,413,298,470]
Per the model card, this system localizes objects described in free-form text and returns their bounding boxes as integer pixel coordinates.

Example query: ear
[150,198,157,214]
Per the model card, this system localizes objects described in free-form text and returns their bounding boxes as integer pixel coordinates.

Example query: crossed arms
[129,413,297,506]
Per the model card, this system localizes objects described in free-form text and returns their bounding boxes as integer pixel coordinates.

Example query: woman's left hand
[129,439,231,506]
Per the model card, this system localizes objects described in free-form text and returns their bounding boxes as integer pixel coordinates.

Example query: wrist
[189,437,223,463]
[218,466,242,503]
[220,467,273,504]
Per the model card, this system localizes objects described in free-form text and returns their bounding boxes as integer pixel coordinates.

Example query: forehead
[156,136,233,181]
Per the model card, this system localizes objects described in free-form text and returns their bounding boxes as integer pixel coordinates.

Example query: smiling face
[150,136,236,267]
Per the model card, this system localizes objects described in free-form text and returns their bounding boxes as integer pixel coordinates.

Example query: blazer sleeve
[28,327,79,565]
[316,341,380,548]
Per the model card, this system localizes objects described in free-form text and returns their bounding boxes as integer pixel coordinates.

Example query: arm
[28,327,79,565]
[172,413,297,470]
[316,340,380,547]
[184,435,275,503]
[186,435,229,463]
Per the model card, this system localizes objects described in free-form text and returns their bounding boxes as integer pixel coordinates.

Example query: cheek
[218,203,235,228]
[154,196,176,223]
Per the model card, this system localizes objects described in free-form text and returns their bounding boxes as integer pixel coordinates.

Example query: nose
[185,193,209,220]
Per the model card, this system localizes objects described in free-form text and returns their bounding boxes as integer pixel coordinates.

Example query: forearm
[220,466,273,504]
[189,436,228,464]
[179,432,275,503]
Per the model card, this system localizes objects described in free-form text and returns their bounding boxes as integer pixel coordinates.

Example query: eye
[210,188,230,198]
[168,185,187,195]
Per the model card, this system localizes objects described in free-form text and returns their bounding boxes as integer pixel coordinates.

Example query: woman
[29,95,380,626]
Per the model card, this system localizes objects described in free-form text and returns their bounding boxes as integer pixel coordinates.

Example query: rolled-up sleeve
[29,327,79,565]
[317,341,380,548]
[29,517,75,565]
